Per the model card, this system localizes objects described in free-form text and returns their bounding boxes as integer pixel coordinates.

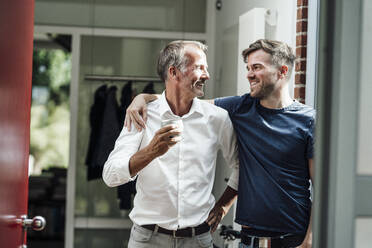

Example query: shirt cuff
[227,167,239,191]
[103,157,136,187]
[123,157,137,181]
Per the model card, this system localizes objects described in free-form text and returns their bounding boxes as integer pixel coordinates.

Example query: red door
[0,1,35,247]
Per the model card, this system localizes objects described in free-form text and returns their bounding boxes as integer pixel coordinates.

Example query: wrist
[215,202,227,214]
[143,93,158,103]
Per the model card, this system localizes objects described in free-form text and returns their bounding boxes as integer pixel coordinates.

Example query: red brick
[296,34,307,46]
[295,73,306,84]
[296,47,307,57]
[297,7,308,19]
[294,87,306,99]
[296,20,308,32]
[297,0,309,7]
[295,60,307,71]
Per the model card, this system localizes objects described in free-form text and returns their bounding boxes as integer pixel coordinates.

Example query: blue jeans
[128,223,213,248]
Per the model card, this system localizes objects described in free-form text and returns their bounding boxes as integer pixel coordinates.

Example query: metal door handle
[21,215,46,231]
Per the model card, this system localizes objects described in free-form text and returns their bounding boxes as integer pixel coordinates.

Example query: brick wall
[295,0,308,103]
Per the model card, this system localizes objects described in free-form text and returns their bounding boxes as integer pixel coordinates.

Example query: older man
[102,40,239,248]
[125,39,315,248]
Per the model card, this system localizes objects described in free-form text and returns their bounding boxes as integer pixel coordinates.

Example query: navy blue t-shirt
[215,94,315,234]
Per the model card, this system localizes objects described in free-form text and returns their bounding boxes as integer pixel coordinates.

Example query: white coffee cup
[161,119,183,139]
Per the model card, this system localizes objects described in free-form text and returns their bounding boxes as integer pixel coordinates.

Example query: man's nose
[247,70,254,80]
[202,69,210,80]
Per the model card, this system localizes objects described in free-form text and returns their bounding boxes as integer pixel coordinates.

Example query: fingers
[124,111,132,131]
[154,126,182,149]
[123,94,149,131]
[124,110,143,132]
[159,132,182,146]
[206,215,215,228]
[206,207,223,233]
[167,139,179,147]
[206,210,215,224]
[210,223,218,233]
[208,215,220,233]
[130,111,145,131]
[143,107,148,123]
[124,106,147,132]
[157,125,181,136]
[149,125,182,157]
[156,125,175,135]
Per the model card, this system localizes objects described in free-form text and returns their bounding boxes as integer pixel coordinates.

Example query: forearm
[129,146,158,177]
[215,186,238,214]
[143,93,160,103]
[307,210,313,236]
[301,159,313,246]
[303,205,313,244]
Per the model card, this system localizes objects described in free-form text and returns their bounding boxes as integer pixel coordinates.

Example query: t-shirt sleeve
[214,95,242,116]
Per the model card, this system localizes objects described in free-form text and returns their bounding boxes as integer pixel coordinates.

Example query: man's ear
[279,65,289,79]
[168,66,177,79]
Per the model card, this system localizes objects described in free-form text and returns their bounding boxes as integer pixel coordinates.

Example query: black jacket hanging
[85,84,107,179]
[118,81,133,127]
[142,82,155,94]
[86,85,121,180]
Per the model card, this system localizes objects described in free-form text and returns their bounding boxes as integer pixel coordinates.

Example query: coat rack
[84,74,163,83]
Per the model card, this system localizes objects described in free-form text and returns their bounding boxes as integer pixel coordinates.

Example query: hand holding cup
[161,119,183,142]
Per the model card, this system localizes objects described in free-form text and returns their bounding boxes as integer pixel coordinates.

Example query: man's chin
[194,88,205,98]
[250,91,262,99]
[196,92,204,98]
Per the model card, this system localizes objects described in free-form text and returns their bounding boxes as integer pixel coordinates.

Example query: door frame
[313,0,365,247]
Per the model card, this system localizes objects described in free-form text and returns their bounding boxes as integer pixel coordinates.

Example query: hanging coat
[86,86,121,180]
[85,84,107,179]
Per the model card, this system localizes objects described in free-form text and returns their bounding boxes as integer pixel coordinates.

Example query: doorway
[27,33,72,248]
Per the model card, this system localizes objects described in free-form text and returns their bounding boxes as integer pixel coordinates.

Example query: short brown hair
[242,39,296,78]
[157,40,208,82]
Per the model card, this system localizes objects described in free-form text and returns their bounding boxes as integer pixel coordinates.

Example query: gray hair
[242,39,297,78]
[157,40,208,82]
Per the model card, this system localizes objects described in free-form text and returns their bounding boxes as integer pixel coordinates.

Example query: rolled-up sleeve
[102,126,144,187]
[219,114,239,191]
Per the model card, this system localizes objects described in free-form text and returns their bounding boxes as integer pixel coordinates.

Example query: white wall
[213,0,297,97]
[354,0,372,245]
[357,0,372,176]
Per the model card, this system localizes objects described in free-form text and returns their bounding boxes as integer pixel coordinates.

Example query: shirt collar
[159,91,204,119]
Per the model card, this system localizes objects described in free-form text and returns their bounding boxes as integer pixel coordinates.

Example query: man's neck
[165,88,194,117]
[259,84,294,109]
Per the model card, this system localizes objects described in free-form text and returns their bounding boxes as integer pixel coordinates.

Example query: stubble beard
[250,80,275,100]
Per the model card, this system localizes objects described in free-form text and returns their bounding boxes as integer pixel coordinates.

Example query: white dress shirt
[103,92,239,230]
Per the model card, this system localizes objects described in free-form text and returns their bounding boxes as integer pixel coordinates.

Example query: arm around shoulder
[124,93,160,131]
